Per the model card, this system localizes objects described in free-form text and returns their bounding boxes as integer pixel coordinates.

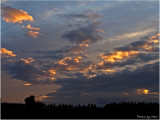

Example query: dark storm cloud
[61,10,104,44]
[4,59,54,85]
[56,62,159,92]
[45,62,159,105]
[62,24,104,44]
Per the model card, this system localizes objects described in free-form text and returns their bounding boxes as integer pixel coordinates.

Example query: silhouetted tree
[24,95,36,106]
[36,101,45,108]
[24,95,45,110]
[2,100,159,119]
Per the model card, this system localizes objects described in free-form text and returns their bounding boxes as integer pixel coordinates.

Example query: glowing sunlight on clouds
[137,88,159,95]
[1,48,16,57]
[27,31,41,38]
[24,83,32,86]
[21,58,35,64]
[99,51,139,65]
[2,6,33,24]
[36,95,49,101]
[26,24,40,31]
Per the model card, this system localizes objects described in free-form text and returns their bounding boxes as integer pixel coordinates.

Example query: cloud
[2,6,34,24]
[60,10,102,27]
[26,10,159,82]
[35,95,49,101]
[22,24,42,38]
[35,11,104,78]
[97,33,159,70]
[24,83,32,86]
[98,51,138,65]
[4,26,97,84]
[4,27,158,87]
[98,28,156,46]
[62,24,104,44]
[20,58,35,64]
[27,31,42,38]
[26,24,40,31]
[41,32,159,105]
[116,33,159,52]
[63,12,102,19]
[136,88,159,95]
[3,9,158,105]
[5,58,57,85]
[1,48,16,57]
[44,61,159,105]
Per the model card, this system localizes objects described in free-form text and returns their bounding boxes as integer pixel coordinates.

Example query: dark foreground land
[1,102,159,119]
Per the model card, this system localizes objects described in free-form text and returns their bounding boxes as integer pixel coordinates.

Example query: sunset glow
[1,1,159,106]
[137,89,149,95]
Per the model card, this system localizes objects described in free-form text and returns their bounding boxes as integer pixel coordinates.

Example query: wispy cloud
[26,24,40,31]
[98,28,156,46]
[27,31,42,38]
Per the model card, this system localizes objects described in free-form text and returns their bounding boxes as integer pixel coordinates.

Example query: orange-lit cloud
[36,95,48,101]
[24,83,32,86]
[27,31,41,38]
[58,57,72,65]
[102,69,115,74]
[21,58,35,64]
[79,64,97,78]
[99,50,138,65]
[2,6,33,24]
[74,56,83,63]
[48,69,56,76]
[22,31,160,82]
[142,33,159,51]
[26,24,40,31]
[149,33,160,41]
[137,88,159,96]
[51,38,95,78]
[149,33,159,44]
[48,69,56,81]
[1,48,16,57]
[137,88,149,95]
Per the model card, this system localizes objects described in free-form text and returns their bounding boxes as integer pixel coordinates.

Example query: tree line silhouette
[1,95,159,119]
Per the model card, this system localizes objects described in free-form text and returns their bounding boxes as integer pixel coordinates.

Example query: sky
[1,0,159,106]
